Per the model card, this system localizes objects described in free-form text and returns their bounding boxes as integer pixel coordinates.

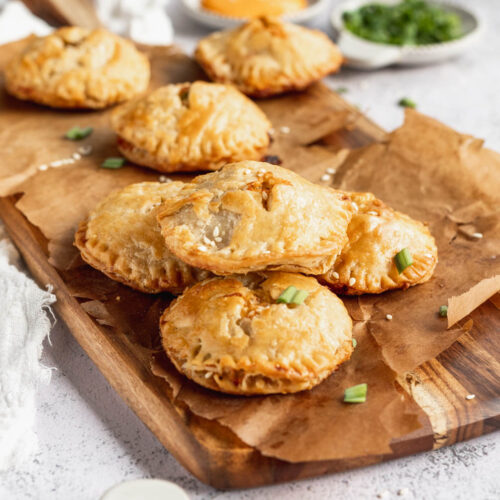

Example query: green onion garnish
[439,305,448,317]
[352,338,357,348]
[277,286,309,306]
[394,248,413,273]
[336,87,349,94]
[277,286,297,304]
[344,383,367,403]
[398,97,417,109]
[65,126,93,140]
[290,289,309,305]
[101,157,126,169]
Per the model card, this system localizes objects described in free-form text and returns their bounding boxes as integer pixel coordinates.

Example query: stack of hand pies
[5,20,438,396]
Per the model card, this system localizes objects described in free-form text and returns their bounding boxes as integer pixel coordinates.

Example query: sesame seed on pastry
[110,81,272,173]
[74,182,211,294]
[156,161,354,276]
[5,27,150,109]
[195,16,343,97]
[320,192,438,295]
[160,272,353,395]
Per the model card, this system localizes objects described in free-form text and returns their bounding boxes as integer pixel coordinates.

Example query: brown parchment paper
[0,39,498,464]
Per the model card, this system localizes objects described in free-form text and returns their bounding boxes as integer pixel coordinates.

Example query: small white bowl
[181,0,330,29]
[330,0,483,69]
[101,479,189,500]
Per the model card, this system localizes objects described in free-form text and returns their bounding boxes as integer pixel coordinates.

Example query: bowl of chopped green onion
[331,0,482,68]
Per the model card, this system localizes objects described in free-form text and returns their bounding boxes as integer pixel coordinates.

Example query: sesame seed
[72,152,82,160]
[268,127,275,135]
[386,314,393,320]
[321,174,331,182]
[352,202,359,211]
[262,192,268,200]
[203,236,212,245]
[204,372,212,378]
[78,145,93,155]
[38,164,48,171]
[280,126,290,134]
[326,167,336,174]
[465,394,475,400]
[198,245,208,252]
[214,237,222,243]
[332,271,340,279]
[213,226,220,237]
[471,232,483,239]
[348,277,356,286]
[158,175,168,183]
[367,210,378,216]
[50,160,63,167]
[244,169,251,174]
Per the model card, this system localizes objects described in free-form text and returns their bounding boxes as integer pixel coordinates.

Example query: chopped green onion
[336,87,349,94]
[352,338,357,348]
[344,383,367,403]
[65,126,93,140]
[394,248,413,273]
[290,289,309,305]
[398,97,417,109]
[277,286,297,304]
[101,157,126,169]
[439,305,448,317]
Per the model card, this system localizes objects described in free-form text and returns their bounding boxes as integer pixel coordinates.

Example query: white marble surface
[1,1,499,499]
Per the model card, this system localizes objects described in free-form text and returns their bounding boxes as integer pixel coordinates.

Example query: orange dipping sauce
[201,0,308,18]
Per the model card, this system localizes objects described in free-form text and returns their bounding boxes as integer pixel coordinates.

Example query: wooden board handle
[20,0,101,29]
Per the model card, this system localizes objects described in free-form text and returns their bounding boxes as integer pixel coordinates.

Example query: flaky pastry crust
[160,272,353,395]
[156,161,353,276]
[195,16,343,97]
[320,192,438,294]
[5,27,150,109]
[74,182,211,294]
[111,82,271,173]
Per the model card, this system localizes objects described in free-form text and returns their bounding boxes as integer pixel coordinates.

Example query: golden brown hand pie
[320,192,438,295]
[160,272,353,395]
[156,161,353,276]
[5,27,150,109]
[195,16,343,97]
[75,182,211,294]
[110,82,271,173]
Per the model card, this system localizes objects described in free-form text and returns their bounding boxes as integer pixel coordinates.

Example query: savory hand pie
[111,82,271,173]
[320,192,438,294]
[195,17,343,97]
[160,273,353,395]
[75,182,210,294]
[156,161,353,275]
[5,27,150,109]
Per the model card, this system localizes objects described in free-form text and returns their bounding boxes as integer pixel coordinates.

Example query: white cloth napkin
[0,224,56,471]
[0,0,173,45]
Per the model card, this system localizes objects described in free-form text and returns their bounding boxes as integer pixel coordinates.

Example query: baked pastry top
[156,161,353,275]
[320,192,438,294]
[5,27,150,109]
[160,272,353,395]
[111,81,271,173]
[195,17,343,97]
[75,182,210,294]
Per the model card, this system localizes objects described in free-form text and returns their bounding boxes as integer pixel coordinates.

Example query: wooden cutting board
[0,85,498,488]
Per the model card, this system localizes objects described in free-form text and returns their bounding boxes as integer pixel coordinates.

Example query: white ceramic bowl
[181,0,330,29]
[330,0,483,69]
